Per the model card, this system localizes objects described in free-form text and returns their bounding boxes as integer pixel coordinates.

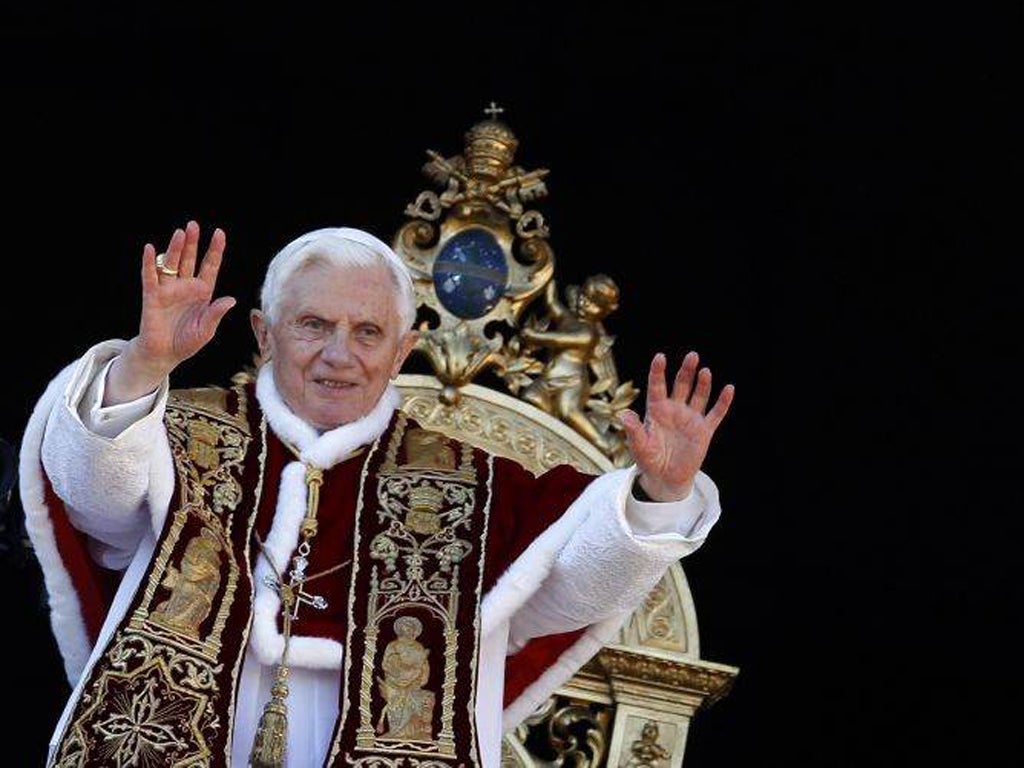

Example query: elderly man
[23,222,733,767]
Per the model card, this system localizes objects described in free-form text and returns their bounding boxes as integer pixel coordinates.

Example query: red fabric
[251,433,606,708]
[41,383,608,712]
[43,475,122,644]
[252,430,365,644]
[484,457,598,708]
[502,629,587,708]
[483,457,595,593]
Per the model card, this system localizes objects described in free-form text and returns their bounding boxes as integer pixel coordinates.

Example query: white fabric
[26,340,721,767]
[81,356,160,439]
[249,364,402,670]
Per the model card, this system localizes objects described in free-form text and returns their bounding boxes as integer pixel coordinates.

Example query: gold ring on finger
[155,252,179,277]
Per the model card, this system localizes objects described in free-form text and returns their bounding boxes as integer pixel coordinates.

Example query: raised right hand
[105,221,235,405]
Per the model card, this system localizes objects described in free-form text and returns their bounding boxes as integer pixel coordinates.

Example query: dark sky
[1,2,1019,765]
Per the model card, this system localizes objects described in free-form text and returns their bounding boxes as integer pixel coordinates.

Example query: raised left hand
[619,351,735,502]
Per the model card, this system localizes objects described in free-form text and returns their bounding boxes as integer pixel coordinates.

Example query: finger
[178,220,200,279]
[160,227,186,275]
[199,296,236,341]
[690,367,712,413]
[646,353,669,411]
[197,227,226,289]
[670,351,699,402]
[618,409,650,458]
[141,243,159,294]
[706,384,736,431]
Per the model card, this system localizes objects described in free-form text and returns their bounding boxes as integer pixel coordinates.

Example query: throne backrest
[388,112,733,768]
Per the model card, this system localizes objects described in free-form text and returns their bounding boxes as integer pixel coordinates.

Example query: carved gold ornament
[394,107,637,466]
[391,111,739,768]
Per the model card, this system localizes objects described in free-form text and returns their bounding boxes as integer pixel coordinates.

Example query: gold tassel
[248,664,290,768]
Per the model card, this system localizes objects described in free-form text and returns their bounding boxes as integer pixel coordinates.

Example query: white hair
[260,227,417,330]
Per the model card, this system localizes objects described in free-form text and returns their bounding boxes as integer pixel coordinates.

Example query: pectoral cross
[262,573,328,621]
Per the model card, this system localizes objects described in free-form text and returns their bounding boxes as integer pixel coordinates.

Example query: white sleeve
[40,340,174,569]
[624,478,710,538]
[79,357,161,439]
[507,466,720,647]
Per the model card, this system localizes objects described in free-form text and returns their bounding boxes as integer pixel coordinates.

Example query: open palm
[134,222,235,374]
[620,351,735,502]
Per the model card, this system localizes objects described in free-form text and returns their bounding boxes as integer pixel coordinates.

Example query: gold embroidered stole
[49,392,492,768]
[324,412,494,768]
[49,383,267,768]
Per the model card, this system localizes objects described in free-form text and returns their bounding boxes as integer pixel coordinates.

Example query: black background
[1,2,1019,765]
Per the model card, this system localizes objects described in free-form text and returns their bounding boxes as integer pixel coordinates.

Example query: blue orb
[432,229,509,319]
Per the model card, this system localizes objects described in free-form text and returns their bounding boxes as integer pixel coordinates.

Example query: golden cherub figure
[519,275,635,460]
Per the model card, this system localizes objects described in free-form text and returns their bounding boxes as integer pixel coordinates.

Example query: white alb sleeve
[508,466,720,646]
[40,340,173,569]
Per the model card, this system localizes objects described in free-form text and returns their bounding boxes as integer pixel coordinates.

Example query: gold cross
[484,101,505,120]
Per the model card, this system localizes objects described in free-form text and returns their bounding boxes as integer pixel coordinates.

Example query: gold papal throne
[390,108,738,768]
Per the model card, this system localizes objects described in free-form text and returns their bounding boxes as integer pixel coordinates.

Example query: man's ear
[391,330,419,379]
[251,309,272,360]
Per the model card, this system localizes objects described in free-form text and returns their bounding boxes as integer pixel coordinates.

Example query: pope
[22,221,733,767]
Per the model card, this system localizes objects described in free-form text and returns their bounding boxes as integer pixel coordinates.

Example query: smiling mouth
[315,379,358,391]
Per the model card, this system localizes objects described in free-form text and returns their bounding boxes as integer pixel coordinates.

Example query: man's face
[251,261,416,430]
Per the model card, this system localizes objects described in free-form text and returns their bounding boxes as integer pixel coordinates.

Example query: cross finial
[484,101,505,120]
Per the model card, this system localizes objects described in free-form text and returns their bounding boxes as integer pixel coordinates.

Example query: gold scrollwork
[508,697,610,768]
[393,112,636,468]
[597,648,737,705]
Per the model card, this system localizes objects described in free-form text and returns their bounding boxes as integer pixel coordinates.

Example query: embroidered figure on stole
[377,616,436,740]
[150,528,224,639]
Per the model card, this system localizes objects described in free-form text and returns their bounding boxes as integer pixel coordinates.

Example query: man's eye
[294,318,328,337]
[355,326,381,341]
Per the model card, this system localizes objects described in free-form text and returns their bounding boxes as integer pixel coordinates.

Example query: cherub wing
[588,331,619,396]
[588,330,639,424]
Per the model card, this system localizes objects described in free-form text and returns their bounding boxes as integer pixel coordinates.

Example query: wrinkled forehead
[279,259,400,318]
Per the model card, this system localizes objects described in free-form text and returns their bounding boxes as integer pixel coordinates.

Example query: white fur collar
[254,364,401,463]
[251,366,399,669]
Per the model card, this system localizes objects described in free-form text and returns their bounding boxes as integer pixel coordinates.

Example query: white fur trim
[249,367,399,669]
[255,366,319,450]
[489,464,713,731]
[501,612,629,732]
[20,362,93,683]
[480,468,633,641]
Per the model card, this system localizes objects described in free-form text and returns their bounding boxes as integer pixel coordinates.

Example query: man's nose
[319,329,354,364]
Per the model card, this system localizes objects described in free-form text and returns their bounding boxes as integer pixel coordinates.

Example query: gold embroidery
[327,420,492,768]
[356,418,482,759]
[53,385,259,767]
[406,483,444,535]
[404,428,456,470]
[377,617,436,741]
[225,398,268,764]
[188,420,222,470]
[55,657,212,768]
[150,528,223,638]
